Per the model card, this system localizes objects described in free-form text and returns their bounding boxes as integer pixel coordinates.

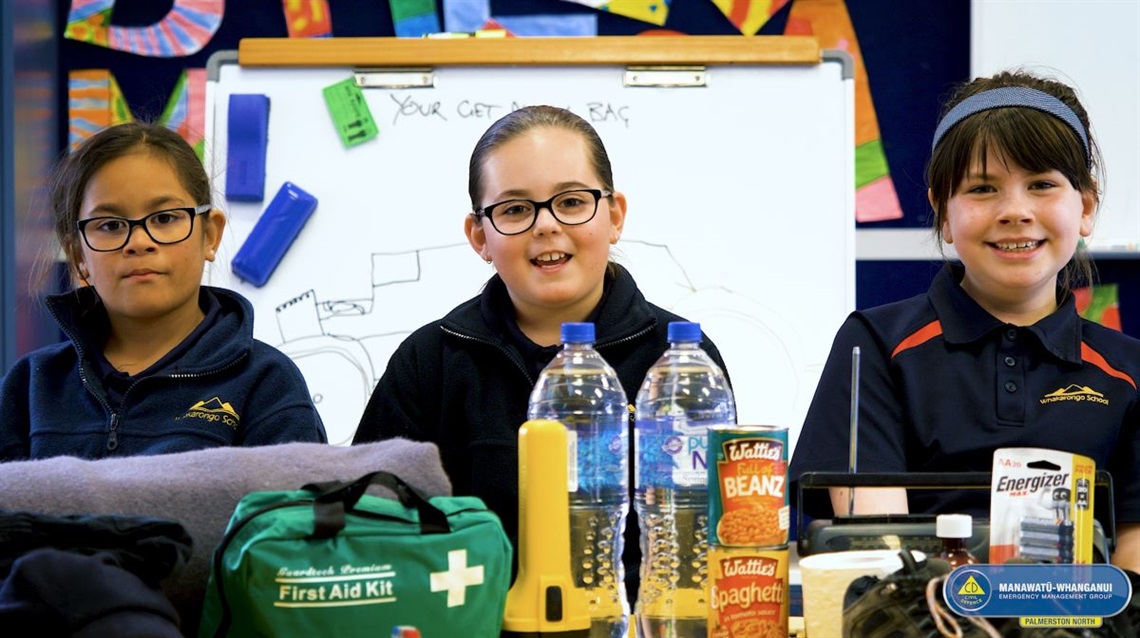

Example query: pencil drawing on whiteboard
[265,240,800,446]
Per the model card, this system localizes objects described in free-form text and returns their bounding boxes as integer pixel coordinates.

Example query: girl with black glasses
[354,105,731,605]
[0,122,326,461]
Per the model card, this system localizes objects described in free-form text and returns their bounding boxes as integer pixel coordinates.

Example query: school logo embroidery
[1039,384,1108,406]
[179,397,241,428]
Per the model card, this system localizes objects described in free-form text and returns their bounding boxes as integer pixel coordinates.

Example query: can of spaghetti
[708,425,789,548]
[707,545,789,638]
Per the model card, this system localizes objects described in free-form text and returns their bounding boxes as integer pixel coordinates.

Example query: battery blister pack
[990,447,1095,564]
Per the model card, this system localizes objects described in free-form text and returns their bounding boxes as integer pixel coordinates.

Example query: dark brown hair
[467,105,615,210]
[48,121,211,282]
[927,70,1103,291]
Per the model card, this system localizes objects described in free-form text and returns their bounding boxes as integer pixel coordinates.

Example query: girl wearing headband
[789,70,1139,570]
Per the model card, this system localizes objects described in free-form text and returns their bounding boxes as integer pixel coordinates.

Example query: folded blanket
[0,439,450,632]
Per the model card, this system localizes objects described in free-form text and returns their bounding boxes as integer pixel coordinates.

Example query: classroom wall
[1,0,59,371]
[0,2,11,370]
[49,1,969,237]
[973,0,1140,251]
[4,1,1140,368]
[31,0,968,361]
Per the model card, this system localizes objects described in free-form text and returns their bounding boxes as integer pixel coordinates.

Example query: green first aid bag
[199,471,512,637]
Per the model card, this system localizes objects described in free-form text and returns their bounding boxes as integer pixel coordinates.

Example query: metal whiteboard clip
[623,66,708,88]
[354,68,436,89]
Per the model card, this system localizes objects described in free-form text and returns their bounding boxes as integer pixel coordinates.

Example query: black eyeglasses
[77,204,213,252]
[473,188,611,236]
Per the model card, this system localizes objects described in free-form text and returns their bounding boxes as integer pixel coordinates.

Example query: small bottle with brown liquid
[936,514,979,568]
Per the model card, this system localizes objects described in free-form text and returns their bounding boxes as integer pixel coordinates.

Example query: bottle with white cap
[936,514,978,568]
[527,322,629,638]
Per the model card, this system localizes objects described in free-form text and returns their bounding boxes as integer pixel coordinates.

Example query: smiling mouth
[531,252,570,266]
[991,240,1042,252]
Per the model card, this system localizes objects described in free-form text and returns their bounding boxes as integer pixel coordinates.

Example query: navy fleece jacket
[0,286,326,461]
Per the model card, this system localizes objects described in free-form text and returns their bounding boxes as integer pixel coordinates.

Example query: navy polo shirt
[790,264,1140,525]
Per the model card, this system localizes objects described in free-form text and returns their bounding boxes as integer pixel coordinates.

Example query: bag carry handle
[303,470,450,539]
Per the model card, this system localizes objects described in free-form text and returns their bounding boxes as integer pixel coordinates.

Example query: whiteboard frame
[203,37,856,450]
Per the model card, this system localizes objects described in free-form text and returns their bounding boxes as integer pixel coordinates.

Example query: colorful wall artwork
[65,0,223,57]
[785,0,903,222]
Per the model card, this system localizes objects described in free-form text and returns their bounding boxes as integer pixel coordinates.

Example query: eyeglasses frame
[472,188,613,236]
[77,204,214,252]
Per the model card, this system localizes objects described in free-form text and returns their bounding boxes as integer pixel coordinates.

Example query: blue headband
[931,86,1090,167]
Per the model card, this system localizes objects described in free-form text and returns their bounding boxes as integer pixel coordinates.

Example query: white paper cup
[799,549,919,637]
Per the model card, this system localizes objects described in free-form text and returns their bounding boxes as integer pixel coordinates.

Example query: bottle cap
[936,513,972,539]
[561,322,595,344]
[667,321,701,343]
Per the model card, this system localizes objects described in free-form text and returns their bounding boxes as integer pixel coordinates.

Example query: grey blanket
[0,439,451,631]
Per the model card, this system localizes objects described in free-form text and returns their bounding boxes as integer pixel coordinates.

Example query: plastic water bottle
[634,322,735,637]
[527,322,630,638]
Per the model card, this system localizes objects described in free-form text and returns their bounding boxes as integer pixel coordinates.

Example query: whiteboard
[972,0,1140,252]
[204,39,856,449]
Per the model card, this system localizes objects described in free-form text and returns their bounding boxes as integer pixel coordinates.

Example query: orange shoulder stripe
[1080,342,1137,390]
[891,320,943,359]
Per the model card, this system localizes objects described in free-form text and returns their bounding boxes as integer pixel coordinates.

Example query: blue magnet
[225,94,270,201]
[232,182,317,287]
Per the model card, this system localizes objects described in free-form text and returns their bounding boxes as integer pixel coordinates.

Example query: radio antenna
[848,346,861,517]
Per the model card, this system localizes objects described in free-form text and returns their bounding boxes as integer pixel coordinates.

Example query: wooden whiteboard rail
[237,35,821,67]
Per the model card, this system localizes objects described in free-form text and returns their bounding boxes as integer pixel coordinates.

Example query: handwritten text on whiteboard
[387,94,631,128]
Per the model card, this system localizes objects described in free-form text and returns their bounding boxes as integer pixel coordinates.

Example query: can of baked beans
[707,545,789,638]
[708,425,789,548]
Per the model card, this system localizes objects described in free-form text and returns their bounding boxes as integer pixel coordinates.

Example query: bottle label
[567,430,578,492]
[634,420,710,489]
[533,412,627,495]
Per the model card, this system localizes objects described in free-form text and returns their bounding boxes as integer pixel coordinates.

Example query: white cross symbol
[429,549,485,607]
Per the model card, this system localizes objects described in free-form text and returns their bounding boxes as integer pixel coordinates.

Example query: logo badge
[1039,384,1108,406]
[179,397,240,428]
[949,569,992,611]
[944,564,1132,618]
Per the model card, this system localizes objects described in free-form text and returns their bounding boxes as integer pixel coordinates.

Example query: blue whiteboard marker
[225,94,270,201]
[232,182,317,287]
